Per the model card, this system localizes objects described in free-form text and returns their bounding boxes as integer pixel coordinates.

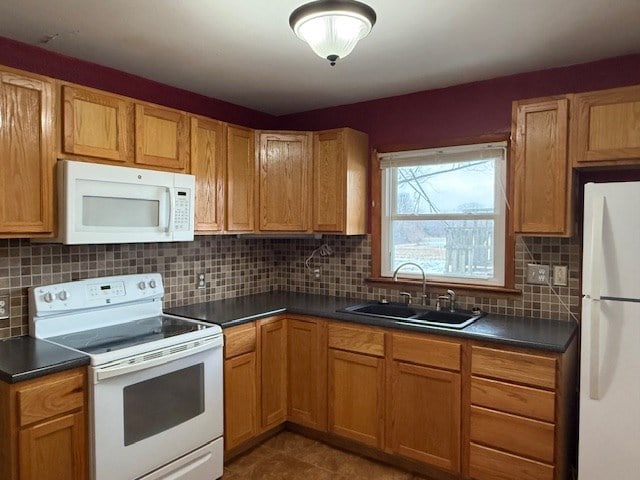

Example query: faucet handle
[446,289,456,312]
[399,292,412,305]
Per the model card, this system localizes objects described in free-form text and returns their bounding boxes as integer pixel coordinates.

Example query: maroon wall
[2,35,639,143]
[0,36,277,129]
[278,54,640,149]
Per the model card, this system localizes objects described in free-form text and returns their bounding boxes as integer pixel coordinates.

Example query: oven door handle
[93,336,222,383]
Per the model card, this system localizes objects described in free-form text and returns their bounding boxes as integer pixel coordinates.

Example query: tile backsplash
[0,234,581,338]
[274,235,581,322]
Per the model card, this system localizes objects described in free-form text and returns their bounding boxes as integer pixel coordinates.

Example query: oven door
[90,338,223,480]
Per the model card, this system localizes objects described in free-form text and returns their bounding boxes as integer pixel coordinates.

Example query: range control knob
[138,281,146,290]
[43,292,54,303]
[149,280,157,289]
[57,290,70,301]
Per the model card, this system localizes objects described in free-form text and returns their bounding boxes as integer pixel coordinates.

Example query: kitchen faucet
[392,262,427,306]
[436,289,457,312]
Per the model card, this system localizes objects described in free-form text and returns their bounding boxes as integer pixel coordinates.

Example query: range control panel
[30,273,164,315]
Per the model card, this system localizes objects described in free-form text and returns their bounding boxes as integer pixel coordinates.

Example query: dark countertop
[0,336,90,384]
[167,291,578,353]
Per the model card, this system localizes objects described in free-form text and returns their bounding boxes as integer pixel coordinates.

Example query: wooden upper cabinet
[190,116,225,233]
[62,85,133,162]
[313,128,369,234]
[258,131,312,232]
[571,84,640,166]
[134,104,189,171]
[0,70,55,235]
[511,97,572,236]
[226,125,255,232]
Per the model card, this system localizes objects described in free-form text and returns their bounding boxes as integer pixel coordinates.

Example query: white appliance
[51,160,195,244]
[579,181,640,480]
[29,274,224,480]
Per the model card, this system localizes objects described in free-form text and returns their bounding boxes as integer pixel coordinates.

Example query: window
[379,141,507,286]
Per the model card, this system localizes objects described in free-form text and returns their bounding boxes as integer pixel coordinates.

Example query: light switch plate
[526,264,550,285]
[553,265,568,286]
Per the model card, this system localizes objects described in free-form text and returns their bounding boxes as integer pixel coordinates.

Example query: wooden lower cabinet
[389,361,461,472]
[287,317,327,431]
[467,341,577,480]
[328,348,385,448]
[19,411,86,480]
[221,317,576,480]
[469,443,554,480]
[223,323,258,452]
[0,368,87,480]
[388,332,462,473]
[259,317,287,430]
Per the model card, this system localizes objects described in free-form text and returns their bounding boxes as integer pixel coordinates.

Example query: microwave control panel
[174,189,191,231]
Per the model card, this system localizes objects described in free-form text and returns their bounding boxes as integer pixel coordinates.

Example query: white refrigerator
[579,181,640,480]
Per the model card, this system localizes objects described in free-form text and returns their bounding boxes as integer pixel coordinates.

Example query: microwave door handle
[166,187,174,234]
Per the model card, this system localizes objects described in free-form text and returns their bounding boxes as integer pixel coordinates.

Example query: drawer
[18,370,85,427]
[392,333,461,371]
[471,346,556,389]
[328,323,384,357]
[224,323,257,359]
[471,377,555,422]
[470,406,555,463]
[469,443,554,480]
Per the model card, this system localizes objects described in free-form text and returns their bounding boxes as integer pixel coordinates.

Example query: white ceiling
[1,0,639,116]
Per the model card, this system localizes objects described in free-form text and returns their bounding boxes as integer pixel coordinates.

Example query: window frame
[368,135,517,294]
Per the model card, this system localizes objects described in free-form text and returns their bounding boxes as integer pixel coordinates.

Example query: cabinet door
[511,98,571,236]
[259,318,287,430]
[287,318,327,431]
[224,352,258,451]
[0,71,55,235]
[389,361,461,472]
[258,132,311,231]
[62,85,132,162]
[19,411,86,480]
[572,85,640,165]
[135,104,189,171]
[226,125,255,232]
[190,116,225,233]
[313,128,368,234]
[328,349,384,448]
[313,130,345,232]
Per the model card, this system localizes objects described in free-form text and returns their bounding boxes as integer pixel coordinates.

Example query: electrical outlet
[313,268,321,280]
[526,264,550,285]
[197,273,206,289]
[553,265,568,286]
[0,294,9,320]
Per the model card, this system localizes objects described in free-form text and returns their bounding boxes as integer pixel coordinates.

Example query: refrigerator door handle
[589,300,601,400]
[589,195,606,301]
[588,195,605,400]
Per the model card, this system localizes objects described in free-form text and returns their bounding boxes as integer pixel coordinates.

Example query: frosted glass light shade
[290,1,376,65]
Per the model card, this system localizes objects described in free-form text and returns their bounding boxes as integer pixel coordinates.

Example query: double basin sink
[339,302,483,329]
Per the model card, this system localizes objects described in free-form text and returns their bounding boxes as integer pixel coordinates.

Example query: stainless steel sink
[339,302,483,329]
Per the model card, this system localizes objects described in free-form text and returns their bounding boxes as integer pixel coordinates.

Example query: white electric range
[29,273,224,480]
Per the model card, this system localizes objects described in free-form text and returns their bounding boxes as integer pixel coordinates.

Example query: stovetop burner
[48,315,211,355]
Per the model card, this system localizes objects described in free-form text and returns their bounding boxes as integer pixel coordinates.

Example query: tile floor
[223,431,429,480]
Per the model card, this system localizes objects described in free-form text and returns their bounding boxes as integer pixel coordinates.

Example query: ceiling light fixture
[289,0,377,66]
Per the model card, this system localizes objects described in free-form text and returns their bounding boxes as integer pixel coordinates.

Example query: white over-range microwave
[49,160,195,244]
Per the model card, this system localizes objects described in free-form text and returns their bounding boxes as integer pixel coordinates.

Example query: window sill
[365,277,521,298]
